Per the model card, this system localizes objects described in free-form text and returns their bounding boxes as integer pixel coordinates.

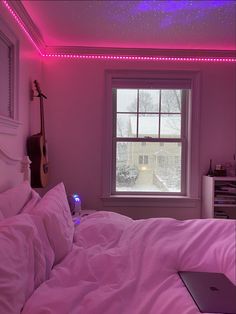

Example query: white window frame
[0,17,19,135]
[102,70,200,207]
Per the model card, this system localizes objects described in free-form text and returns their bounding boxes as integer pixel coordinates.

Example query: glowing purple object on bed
[73,194,80,203]
[73,217,81,225]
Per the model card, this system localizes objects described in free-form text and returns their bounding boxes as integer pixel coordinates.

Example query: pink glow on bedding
[0,214,54,314]
[22,212,236,314]
[22,189,41,213]
[0,181,33,218]
[30,183,74,265]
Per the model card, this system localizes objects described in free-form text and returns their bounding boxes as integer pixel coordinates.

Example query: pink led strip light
[3,0,236,63]
[44,53,236,62]
[3,0,43,55]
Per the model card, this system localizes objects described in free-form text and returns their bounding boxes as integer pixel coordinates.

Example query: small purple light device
[67,193,82,215]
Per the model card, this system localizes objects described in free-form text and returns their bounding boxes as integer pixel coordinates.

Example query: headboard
[0,146,30,193]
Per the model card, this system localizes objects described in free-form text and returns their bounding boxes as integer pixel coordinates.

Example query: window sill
[101,195,200,208]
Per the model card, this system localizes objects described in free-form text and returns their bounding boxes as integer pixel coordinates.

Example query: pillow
[0,181,34,218]
[22,189,41,213]
[31,182,74,264]
[0,214,54,314]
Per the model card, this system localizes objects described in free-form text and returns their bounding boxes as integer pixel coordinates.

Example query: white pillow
[0,214,54,314]
[31,182,74,264]
[22,190,41,213]
[0,181,35,218]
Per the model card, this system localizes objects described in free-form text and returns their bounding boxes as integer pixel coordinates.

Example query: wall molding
[46,45,236,59]
[3,0,236,62]
[3,0,45,54]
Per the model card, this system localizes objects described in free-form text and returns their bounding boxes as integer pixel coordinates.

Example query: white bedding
[0,214,54,313]
[22,211,236,314]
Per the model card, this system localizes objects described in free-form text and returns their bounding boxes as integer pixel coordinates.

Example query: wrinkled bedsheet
[22,211,236,314]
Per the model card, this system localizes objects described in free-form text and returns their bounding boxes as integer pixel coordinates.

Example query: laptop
[178,271,236,314]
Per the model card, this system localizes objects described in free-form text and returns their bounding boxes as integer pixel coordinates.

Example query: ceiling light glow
[3,0,236,63]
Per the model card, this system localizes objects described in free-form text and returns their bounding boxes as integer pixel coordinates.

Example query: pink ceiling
[22,0,236,51]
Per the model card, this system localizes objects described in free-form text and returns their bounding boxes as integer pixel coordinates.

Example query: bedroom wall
[0,4,43,189]
[41,58,236,219]
[0,6,235,220]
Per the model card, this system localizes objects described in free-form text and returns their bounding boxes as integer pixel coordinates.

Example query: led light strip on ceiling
[3,0,236,63]
[43,54,236,62]
[3,0,43,55]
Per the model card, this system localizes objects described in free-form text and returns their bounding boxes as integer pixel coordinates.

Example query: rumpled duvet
[22,211,236,314]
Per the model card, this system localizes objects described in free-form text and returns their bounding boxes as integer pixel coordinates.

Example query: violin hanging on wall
[27,80,48,188]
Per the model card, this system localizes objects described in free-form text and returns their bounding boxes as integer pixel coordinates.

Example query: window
[139,155,148,165]
[0,18,19,134]
[114,87,186,194]
[103,70,200,201]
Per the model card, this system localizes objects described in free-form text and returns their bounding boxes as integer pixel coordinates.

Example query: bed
[0,148,235,314]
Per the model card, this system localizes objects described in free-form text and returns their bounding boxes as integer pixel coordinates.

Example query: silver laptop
[178,271,236,314]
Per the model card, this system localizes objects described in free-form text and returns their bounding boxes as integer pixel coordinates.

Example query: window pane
[144,155,148,164]
[139,155,143,164]
[117,113,136,137]
[160,114,181,138]
[139,89,159,112]
[161,90,181,113]
[138,114,159,138]
[116,142,181,192]
[0,37,11,117]
[117,89,137,112]
[116,142,129,164]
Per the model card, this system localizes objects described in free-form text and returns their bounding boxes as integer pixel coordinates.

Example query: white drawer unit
[202,176,236,219]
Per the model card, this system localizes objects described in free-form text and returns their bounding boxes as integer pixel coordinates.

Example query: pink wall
[1,3,235,219]
[40,58,236,219]
[0,3,43,174]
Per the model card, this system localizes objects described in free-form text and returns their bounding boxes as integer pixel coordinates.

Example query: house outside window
[103,70,200,202]
[139,155,148,165]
